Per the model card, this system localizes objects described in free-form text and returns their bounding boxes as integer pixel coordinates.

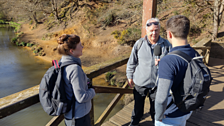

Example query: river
[0,26,124,126]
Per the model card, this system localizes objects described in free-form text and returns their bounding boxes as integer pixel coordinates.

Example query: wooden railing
[0,37,213,126]
[192,37,212,65]
[0,53,132,126]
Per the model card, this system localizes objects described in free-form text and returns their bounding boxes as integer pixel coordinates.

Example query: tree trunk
[218,0,224,26]
[51,0,59,21]
[32,12,38,24]
[213,0,220,41]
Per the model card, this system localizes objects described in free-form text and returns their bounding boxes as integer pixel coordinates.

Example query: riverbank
[18,21,132,66]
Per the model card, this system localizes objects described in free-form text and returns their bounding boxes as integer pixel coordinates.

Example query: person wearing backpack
[126,18,171,126]
[57,34,95,126]
[155,15,203,126]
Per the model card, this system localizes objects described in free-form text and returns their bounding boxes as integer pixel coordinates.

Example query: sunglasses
[147,22,159,26]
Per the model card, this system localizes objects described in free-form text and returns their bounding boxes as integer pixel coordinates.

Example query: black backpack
[168,50,212,112]
[39,60,77,116]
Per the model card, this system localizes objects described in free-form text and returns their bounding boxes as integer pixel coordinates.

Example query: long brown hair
[57,34,80,55]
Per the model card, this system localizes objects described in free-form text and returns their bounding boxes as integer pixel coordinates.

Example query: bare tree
[51,0,60,21]
[212,0,224,40]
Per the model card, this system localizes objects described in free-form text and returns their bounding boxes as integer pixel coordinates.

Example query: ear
[167,31,172,39]
[69,49,74,54]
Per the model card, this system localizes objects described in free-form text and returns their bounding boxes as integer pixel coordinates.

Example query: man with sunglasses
[126,18,171,126]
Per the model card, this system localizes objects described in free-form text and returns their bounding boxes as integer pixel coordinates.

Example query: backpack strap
[163,40,171,52]
[168,50,192,63]
[60,61,81,68]
[136,38,145,52]
[52,60,60,68]
[53,59,78,124]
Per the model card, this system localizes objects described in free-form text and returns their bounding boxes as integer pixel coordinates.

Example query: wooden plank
[116,109,132,121]
[46,115,64,126]
[191,111,224,125]
[192,47,211,49]
[0,85,39,119]
[101,121,117,126]
[192,38,211,47]
[94,85,132,94]
[95,82,129,126]
[110,114,130,126]
[85,54,129,79]
[186,121,198,126]
[187,114,218,126]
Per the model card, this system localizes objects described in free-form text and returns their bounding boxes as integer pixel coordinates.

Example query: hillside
[1,0,222,65]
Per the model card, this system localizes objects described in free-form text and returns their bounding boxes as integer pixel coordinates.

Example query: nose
[152,31,156,34]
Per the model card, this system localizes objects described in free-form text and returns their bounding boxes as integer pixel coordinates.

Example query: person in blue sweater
[57,34,95,126]
[126,18,171,126]
[155,15,198,125]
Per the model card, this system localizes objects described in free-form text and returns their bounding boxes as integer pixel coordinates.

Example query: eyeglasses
[146,22,159,27]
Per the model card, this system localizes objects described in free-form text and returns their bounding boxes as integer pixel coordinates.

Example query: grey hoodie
[126,36,171,88]
[61,55,95,119]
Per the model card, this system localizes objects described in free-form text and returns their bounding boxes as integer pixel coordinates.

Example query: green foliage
[105,71,117,82]
[116,80,125,87]
[85,4,109,25]
[182,7,191,18]
[11,37,17,43]
[49,13,54,17]
[19,42,26,47]
[8,22,21,32]
[111,27,141,45]
[111,30,120,39]
[16,32,24,38]
[103,11,116,26]
[26,43,33,47]
[33,50,38,54]
[0,20,6,24]
[173,10,179,15]
[46,20,57,30]
[37,47,43,52]
[110,77,116,86]
[29,20,33,25]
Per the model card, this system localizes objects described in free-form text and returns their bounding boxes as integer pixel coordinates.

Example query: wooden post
[89,78,94,126]
[141,0,157,38]
[90,99,94,126]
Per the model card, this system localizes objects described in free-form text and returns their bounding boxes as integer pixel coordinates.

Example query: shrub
[112,27,141,45]
[102,11,116,26]
[11,37,17,43]
[110,77,116,86]
[19,42,26,47]
[33,50,38,54]
[26,43,32,47]
[105,71,117,82]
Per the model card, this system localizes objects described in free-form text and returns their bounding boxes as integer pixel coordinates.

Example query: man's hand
[155,59,161,66]
[128,79,134,88]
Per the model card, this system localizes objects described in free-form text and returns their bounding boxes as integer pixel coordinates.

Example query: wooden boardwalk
[102,57,224,126]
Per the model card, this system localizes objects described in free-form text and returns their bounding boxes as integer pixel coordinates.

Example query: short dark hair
[57,34,80,55]
[166,15,190,39]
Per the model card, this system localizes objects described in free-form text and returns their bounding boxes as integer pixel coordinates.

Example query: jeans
[130,85,156,125]
[155,111,192,126]
[64,113,91,126]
